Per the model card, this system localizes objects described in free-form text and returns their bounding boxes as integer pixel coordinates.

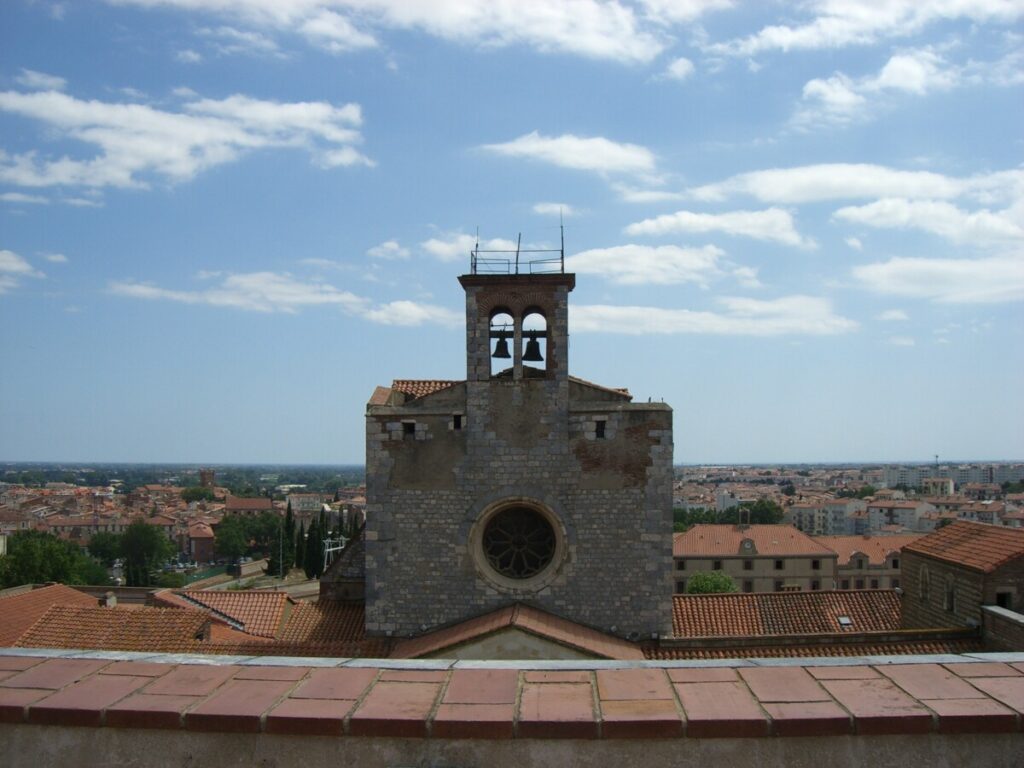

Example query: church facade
[362,261,673,640]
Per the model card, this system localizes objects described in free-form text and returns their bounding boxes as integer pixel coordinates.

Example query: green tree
[265,504,295,578]
[740,498,785,524]
[294,520,306,573]
[248,511,281,554]
[303,517,323,579]
[0,530,109,588]
[685,571,738,594]
[154,571,186,588]
[181,487,216,503]
[88,531,123,566]
[120,519,174,587]
[214,516,248,560]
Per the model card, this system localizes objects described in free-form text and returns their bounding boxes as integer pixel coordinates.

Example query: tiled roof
[903,520,1024,573]
[224,496,273,511]
[814,534,925,566]
[390,379,461,399]
[368,385,392,405]
[278,601,366,644]
[670,590,902,637]
[0,584,97,646]
[175,590,291,638]
[391,603,644,660]
[645,636,985,660]
[16,605,209,652]
[674,524,836,557]
[568,375,631,399]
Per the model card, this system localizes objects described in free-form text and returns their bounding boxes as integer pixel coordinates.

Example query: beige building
[814,534,924,590]
[673,524,838,593]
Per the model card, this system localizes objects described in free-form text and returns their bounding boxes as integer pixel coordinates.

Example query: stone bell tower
[362,236,673,641]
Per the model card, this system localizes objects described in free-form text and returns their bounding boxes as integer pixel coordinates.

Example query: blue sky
[1,0,1022,465]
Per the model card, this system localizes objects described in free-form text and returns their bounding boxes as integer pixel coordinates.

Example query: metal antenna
[559,209,565,272]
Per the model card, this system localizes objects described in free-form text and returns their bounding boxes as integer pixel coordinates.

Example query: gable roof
[174,589,291,638]
[0,584,97,646]
[16,605,209,652]
[390,603,644,660]
[903,520,1024,573]
[224,496,273,511]
[814,534,925,566]
[674,524,836,557]
[391,379,461,400]
[670,590,902,638]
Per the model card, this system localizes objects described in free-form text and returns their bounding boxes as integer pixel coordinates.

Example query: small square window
[402,421,415,436]
[712,559,722,571]
[870,578,879,589]
[675,560,686,571]
[812,559,821,570]
[811,580,820,591]
[743,580,753,593]
[595,420,606,439]
[774,559,784,571]
[743,559,753,571]
[452,414,463,430]
[891,578,900,589]
[892,558,900,569]
[841,579,850,590]
[675,580,686,593]
[774,580,783,592]
[855,578,864,589]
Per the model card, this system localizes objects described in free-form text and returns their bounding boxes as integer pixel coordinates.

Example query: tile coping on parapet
[2,647,1023,668]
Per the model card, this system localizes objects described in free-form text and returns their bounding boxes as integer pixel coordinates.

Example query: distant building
[198,468,215,488]
[223,496,274,517]
[814,533,924,590]
[673,524,838,593]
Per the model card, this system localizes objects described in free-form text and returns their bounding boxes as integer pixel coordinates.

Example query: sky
[1,0,1022,465]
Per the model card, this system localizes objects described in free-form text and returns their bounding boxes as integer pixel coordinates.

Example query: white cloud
[109,269,459,326]
[421,233,517,263]
[1,191,49,204]
[481,132,656,176]
[362,300,461,327]
[42,252,68,263]
[792,49,966,130]
[639,0,733,24]
[572,295,857,336]
[565,244,724,286]
[612,184,684,203]
[834,198,1023,245]
[853,255,1024,304]
[533,202,575,217]
[15,69,67,91]
[662,56,695,81]
[197,25,284,57]
[687,164,1023,205]
[708,1,1023,56]
[0,89,371,190]
[172,86,198,98]
[888,335,915,347]
[63,196,104,207]
[878,309,908,321]
[0,249,45,293]
[732,265,762,288]
[176,49,203,63]
[109,0,665,63]
[366,239,409,259]
[845,236,862,250]
[625,207,814,248]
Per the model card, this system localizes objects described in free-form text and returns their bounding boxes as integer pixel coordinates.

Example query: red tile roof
[0,584,98,646]
[391,603,644,660]
[224,496,273,512]
[175,590,290,638]
[278,601,366,644]
[674,525,836,557]
[814,534,925,566]
[670,591,902,638]
[390,379,461,399]
[16,605,209,652]
[903,520,1024,573]
[645,636,985,660]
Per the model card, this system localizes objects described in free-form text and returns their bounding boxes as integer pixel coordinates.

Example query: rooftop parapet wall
[1,649,1024,767]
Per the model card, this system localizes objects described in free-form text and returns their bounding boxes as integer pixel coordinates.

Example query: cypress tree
[295,520,306,574]
[283,501,296,570]
[303,517,319,579]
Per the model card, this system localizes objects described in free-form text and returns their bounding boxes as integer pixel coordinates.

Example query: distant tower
[199,468,215,489]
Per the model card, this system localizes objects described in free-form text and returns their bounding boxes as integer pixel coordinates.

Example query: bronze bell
[523,333,543,362]
[492,336,511,359]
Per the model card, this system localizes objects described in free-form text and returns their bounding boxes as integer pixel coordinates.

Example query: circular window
[482,506,556,579]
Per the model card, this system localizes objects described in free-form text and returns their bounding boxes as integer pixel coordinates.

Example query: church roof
[390,603,644,660]
[903,520,1024,573]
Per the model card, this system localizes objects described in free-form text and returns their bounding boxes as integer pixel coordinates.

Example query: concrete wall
[982,605,1024,651]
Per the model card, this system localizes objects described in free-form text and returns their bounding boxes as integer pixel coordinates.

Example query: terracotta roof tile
[278,601,366,644]
[16,605,209,652]
[390,379,461,399]
[645,637,985,660]
[175,590,290,638]
[814,534,925,566]
[670,591,902,638]
[903,520,1024,573]
[674,525,836,557]
[223,496,273,512]
[391,603,643,659]
[0,584,98,646]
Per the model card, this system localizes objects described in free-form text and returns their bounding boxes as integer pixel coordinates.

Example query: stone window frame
[468,496,567,594]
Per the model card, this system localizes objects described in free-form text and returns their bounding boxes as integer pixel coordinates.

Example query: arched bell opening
[489,308,514,377]
[521,308,548,376]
